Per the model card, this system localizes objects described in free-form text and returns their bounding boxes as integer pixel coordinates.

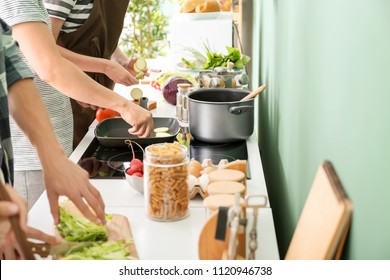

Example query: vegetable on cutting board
[55,201,135,260]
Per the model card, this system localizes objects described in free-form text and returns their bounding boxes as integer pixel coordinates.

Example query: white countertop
[28,82,279,260]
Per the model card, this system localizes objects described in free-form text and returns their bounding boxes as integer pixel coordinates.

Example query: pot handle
[229,105,254,115]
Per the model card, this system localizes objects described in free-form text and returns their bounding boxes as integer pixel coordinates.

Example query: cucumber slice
[130,87,143,100]
[154,127,170,133]
[156,132,172,138]
[134,58,147,72]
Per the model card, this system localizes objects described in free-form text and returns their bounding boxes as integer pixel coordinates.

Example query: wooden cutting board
[58,202,138,259]
[106,214,138,259]
[285,161,353,260]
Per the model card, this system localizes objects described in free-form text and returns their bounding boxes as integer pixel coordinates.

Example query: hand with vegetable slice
[123,57,149,81]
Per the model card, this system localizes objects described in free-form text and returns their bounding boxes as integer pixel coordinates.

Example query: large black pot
[187,88,254,143]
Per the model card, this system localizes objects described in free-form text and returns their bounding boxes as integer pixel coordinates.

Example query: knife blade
[28,241,95,259]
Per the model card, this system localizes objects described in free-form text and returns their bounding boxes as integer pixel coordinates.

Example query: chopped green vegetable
[59,240,134,260]
[56,206,108,242]
[134,57,147,72]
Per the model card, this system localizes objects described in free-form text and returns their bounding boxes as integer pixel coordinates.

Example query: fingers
[80,183,106,224]
[128,124,150,138]
[0,201,19,218]
[63,182,106,225]
[47,193,60,225]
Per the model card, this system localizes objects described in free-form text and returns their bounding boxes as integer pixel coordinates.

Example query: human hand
[119,101,154,138]
[42,156,106,225]
[0,184,60,259]
[123,57,150,79]
[105,60,138,86]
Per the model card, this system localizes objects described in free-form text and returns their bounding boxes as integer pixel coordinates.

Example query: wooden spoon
[240,84,267,101]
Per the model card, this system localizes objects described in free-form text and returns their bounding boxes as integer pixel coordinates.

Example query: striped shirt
[44,0,93,33]
[0,19,34,184]
[0,0,74,171]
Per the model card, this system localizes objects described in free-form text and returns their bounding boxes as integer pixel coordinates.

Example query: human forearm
[57,46,108,74]
[11,22,129,112]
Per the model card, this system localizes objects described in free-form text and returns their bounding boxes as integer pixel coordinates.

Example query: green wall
[254,0,390,259]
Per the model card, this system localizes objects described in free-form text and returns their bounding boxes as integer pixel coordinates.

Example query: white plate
[180,12,221,20]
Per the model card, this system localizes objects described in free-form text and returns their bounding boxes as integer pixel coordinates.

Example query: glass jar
[144,142,190,221]
[176,83,191,122]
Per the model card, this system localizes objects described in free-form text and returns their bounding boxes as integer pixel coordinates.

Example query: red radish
[126,168,134,175]
[132,171,143,177]
[126,140,144,177]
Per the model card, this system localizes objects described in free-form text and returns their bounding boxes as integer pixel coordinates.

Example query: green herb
[59,240,134,260]
[181,43,251,70]
[56,206,108,242]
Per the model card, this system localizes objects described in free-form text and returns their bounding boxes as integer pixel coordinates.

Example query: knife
[27,240,95,259]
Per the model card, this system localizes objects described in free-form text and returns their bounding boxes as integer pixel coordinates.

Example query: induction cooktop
[77,136,249,179]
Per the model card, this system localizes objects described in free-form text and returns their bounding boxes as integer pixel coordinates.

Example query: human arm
[111,46,149,78]
[0,184,60,259]
[49,17,138,86]
[11,21,153,137]
[7,78,106,225]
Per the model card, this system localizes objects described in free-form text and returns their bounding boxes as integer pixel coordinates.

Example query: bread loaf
[180,0,205,13]
[195,0,221,13]
[180,0,221,13]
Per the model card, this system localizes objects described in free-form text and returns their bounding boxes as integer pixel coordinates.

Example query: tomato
[95,108,120,122]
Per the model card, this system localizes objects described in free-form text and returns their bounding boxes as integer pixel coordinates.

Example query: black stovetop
[77,137,249,179]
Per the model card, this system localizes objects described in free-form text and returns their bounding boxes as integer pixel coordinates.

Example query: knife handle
[0,182,35,260]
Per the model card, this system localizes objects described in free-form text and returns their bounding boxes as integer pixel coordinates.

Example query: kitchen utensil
[245,195,267,260]
[0,182,35,259]
[187,88,254,143]
[285,161,352,260]
[240,84,267,101]
[198,209,246,260]
[27,241,95,259]
[95,117,180,148]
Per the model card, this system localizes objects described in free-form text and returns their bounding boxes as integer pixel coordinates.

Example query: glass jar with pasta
[144,142,190,221]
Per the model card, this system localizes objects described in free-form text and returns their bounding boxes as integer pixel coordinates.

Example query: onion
[161,77,192,105]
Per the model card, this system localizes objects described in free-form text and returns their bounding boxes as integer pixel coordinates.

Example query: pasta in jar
[144,142,190,221]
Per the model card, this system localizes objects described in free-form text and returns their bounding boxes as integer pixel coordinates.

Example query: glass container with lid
[144,142,190,221]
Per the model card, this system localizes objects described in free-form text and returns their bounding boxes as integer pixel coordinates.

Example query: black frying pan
[95,117,180,148]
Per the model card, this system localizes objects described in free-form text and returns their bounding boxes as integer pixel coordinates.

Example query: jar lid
[177,83,192,89]
[203,194,246,211]
[207,181,246,195]
[208,169,246,183]
[145,142,187,164]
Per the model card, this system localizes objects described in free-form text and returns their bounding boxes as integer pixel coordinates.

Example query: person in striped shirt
[0,18,96,258]
[44,0,145,148]
[0,0,153,213]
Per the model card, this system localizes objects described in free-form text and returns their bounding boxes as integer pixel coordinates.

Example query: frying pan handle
[229,105,254,115]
